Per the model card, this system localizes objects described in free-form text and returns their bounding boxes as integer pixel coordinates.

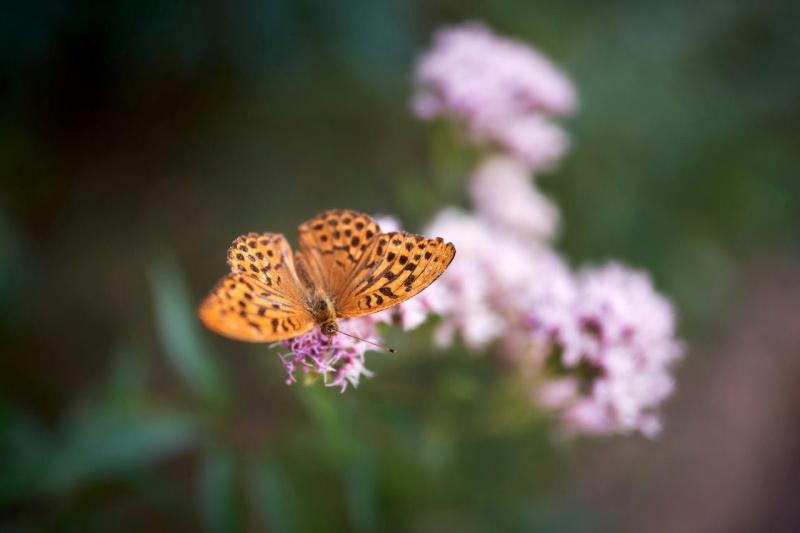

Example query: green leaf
[43,406,197,494]
[247,455,297,533]
[346,446,378,532]
[105,343,150,407]
[148,253,228,407]
[200,442,240,533]
[296,386,356,462]
[0,405,51,503]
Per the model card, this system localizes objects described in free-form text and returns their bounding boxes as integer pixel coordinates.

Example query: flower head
[425,209,575,350]
[528,263,684,437]
[279,317,379,392]
[469,155,560,241]
[413,21,577,126]
[412,22,576,172]
[480,115,571,172]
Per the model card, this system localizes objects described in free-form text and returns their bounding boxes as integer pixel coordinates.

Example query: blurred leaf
[200,442,240,533]
[247,455,297,533]
[148,253,228,408]
[296,386,356,463]
[43,406,196,494]
[105,344,150,407]
[0,405,51,503]
[346,445,378,532]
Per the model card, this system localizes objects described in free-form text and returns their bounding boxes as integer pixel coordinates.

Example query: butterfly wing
[296,209,381,296]
[297,209,455,317]
[198,232,315,341]
[335,231,455,317]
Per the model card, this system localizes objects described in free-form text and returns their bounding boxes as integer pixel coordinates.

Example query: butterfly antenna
[338,330,396,353]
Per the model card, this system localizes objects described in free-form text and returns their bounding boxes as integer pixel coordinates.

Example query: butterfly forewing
[198,232,315,341]
[336,231,456,317]
[297,209,381,296]
[227,233,304,296]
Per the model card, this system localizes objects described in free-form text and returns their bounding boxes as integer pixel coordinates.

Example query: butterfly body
[198,209,455,342]
[308,294,339,336]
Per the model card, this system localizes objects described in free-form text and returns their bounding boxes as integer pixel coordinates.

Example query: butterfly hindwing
[198,273,315,342]
[336,231,456,317]
[296,209,381,296]
[199,232,314,341]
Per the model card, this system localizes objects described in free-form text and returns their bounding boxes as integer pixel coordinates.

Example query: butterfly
[198,209,456,343]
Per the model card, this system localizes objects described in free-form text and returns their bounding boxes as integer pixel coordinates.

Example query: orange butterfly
[198,209,456,343]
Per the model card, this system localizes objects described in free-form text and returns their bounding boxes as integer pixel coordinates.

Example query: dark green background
[2,1,799,531]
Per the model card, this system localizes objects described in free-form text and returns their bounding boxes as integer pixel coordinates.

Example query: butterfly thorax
[309,293,338,337]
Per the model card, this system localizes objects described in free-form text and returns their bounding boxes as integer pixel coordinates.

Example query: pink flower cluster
[469,156,560,240]
[425,208,574,350]
[278,21,685,439]
[426,211,684,437]
[412,22,576,172]
[529,264,684,437]
[414,22,683,437]
[279,317,377,392]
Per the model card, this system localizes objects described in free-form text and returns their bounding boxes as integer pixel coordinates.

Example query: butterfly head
[320,320,338,336]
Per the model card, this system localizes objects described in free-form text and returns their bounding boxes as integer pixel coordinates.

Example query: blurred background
[2,0,800,531]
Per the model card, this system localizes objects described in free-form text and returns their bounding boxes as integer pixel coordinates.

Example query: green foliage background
[1,1,799,531]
